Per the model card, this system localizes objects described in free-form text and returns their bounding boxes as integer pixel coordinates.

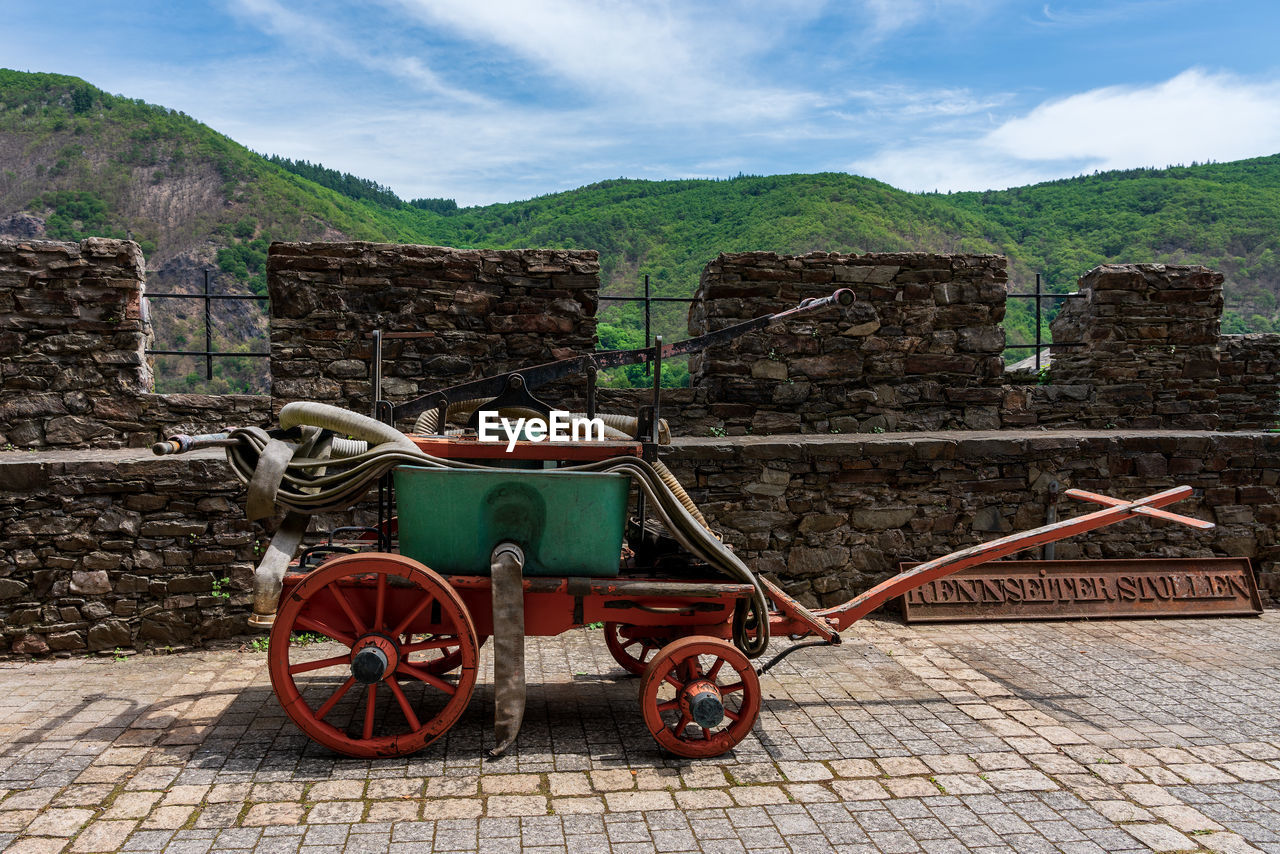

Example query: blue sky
[5,1,1280,206]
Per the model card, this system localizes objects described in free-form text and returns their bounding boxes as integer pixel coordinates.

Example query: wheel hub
[350,634,398,684]
[681,678,724,729]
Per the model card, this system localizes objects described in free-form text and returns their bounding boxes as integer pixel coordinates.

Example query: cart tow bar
[490,542,527,758]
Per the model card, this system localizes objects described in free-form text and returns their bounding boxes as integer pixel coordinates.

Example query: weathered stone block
[70,570,111,595]
[88,619,131,650]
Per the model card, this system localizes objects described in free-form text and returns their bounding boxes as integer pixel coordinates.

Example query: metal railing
[1007,274,1085,371]
[599,274,696,376]
[145,269,270,380]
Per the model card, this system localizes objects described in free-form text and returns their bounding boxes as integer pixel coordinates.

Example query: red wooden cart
[159,287,1214,759]
[261,436,1211,760]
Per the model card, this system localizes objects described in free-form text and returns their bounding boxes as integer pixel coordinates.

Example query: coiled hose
[230,401,769,657]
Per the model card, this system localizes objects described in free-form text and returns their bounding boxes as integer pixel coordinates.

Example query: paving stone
[308,780,365,800]
[1124,822,1198,852]
[422,798,483,819]
[604,791,676,812]
[101,791,162,820]
[784,784,838,803]
[1121,782,1181,806]
[306,801,365,823]
[590,770,637,792]
[829,759,878,778]
[243,802,305,826]
[726,764,783,784]
[878,757,931,776]
[70,820,137,852]
[674,790,734,809]
[0,789,59,811]
[482,774,543,794]
[727,786,789,806]
[982,769,1058,792]
[884,777,944,798]
[141,805,196,829]
[487,795,549,817]
[831,779,889,801]
[425,776,479,798]
[550,797,605,814]
[24,807,94,836]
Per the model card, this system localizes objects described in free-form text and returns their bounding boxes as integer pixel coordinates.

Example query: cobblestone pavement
[2,612,1279,853]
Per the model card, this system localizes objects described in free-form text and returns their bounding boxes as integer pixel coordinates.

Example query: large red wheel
[268,552,478,758]
[639,636,761,758]
[604,623,669,676]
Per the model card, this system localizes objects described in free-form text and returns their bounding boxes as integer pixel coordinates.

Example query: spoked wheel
[604,623,669,676]
[639,636,761,758]
[268,552,478,758]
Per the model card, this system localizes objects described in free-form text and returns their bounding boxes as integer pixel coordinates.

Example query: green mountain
[3,69,1279,391]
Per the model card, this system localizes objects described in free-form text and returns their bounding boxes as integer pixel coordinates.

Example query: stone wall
[688,252,1007,435]
[0,237,151,448]
[661,430,1280,609]
[268,242,599,424]
[1220,334,1280,431]
[140,394,271,439]
[1046,264,1223,429]
[3,430,1274,654]
[0,448,257,656]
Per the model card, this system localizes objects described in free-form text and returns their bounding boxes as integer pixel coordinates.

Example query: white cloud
[851,69,1280,192]
[989,69,1280,167]
[858,0,1001,38]
[376,0,826,122]
[226,0,491,106]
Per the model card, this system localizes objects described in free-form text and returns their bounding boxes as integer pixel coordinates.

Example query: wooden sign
[899,558,1262,623]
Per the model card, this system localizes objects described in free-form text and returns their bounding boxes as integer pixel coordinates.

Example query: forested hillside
[2,70,1278,391]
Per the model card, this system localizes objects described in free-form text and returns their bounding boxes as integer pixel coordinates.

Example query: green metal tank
[394,467,629,577]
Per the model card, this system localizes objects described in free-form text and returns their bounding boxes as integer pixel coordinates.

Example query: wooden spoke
[363,683,377,740]
[315,676,357,722]
[396,661,458,696]
[288,654,350,676]
[373,572,387,631]
[604,623,672,677]
[294,615,355,649]
[327,584,366,636]
[391,591,435,638]
[672,711,692,734]
[386,678,421,731]
[401,637,456,654]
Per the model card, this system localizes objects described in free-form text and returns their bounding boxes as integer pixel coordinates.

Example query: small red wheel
[268,552,478,758]
[639,636,761,758]
[604,623,668,676]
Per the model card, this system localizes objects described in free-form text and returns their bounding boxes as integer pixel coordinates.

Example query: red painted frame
[284,486,1213,648]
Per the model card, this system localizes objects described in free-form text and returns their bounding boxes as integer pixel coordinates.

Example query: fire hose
[218,401,771,658]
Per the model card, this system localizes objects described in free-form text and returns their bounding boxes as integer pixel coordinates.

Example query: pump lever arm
[392,288,854,423]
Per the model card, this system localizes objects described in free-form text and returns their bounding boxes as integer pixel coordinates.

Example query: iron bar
[146,293,270,300]
[146,349,269,357]
[143,274,271,373]
[1006,278,1086,363]
[598,296,696,303]
[204,270,213,380]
